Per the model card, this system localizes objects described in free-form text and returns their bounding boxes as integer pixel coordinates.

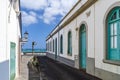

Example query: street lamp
[32,41,37,55]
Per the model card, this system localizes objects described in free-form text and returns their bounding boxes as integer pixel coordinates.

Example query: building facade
[46,0,120,80]
[0,0,21,80]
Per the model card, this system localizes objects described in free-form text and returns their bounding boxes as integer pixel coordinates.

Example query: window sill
[67,53,72,56]
[103,59,120,66]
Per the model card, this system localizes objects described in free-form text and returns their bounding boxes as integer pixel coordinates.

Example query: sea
[22,49,46,53]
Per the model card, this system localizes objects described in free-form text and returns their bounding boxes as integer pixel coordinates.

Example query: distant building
[0,0,21,80]
[46,0,120,80]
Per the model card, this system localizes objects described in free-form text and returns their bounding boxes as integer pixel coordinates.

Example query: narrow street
[35,56,101,80]
[18,55,101,80]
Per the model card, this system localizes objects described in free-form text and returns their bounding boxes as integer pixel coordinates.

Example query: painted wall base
[46,52,56,60]
[46,53,75,68]
[95,68,120,80]
[86,57,95,76]
[57,56,75,68]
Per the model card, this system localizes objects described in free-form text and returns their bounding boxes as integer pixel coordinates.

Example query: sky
[20,0,78,49]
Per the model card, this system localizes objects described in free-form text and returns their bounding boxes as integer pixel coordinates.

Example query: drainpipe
[94,4,96,76]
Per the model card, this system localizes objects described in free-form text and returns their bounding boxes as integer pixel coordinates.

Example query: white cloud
[41,0,78,24]
[21,0,48,10]
[21,0,78,25]
[22,11,38,26]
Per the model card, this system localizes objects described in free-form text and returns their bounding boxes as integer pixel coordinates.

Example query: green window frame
[60,35,63,54]
[68,31,72,56]
[107,7,120,60]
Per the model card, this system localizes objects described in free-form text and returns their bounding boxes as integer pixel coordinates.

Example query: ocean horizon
[22,49,46,53]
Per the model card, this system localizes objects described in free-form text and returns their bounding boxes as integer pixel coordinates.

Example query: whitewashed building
[46,0,120,80]
[0,0,22,80]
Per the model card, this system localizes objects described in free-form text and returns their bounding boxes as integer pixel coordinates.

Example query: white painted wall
[0,0,9,80]
[95,0,120,75]
[0,0,21,80]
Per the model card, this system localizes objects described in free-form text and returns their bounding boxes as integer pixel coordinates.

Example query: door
[55,38,57,59]
[79,24,86,69]
[10,42,16,80]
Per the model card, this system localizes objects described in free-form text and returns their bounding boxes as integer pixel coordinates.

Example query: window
[53,39,54,52]
[48,42,49,51]
[55,38,57,55]
[111,12,117,20]
[51,41,52,51]
[107,7,120,60]
[48,42,50,51]
[60,35,63,54]
[46,43,48,51]
[50,41,51,51]
[49,42,50,51]
[68,31,72,55]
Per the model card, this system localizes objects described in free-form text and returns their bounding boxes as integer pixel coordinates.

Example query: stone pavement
[15,55,33,80]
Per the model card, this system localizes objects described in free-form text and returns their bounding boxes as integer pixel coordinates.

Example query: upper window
[68,31,72,55]
[110,11,117,20]
[107,7,120,60]
[60,35,63,54]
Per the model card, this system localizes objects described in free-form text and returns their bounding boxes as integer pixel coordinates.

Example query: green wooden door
[10,42,16,80]
[79,25,86,69]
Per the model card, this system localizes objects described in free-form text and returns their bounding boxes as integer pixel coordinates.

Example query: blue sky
[20,0,78,49]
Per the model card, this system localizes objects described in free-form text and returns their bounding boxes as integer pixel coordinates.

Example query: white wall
[95,0,120,75]
[7,3,21,78]
[0,0,9,80]
[0,0,21,80]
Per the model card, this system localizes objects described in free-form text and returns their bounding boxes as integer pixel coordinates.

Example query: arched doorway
[79,24,87,70]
